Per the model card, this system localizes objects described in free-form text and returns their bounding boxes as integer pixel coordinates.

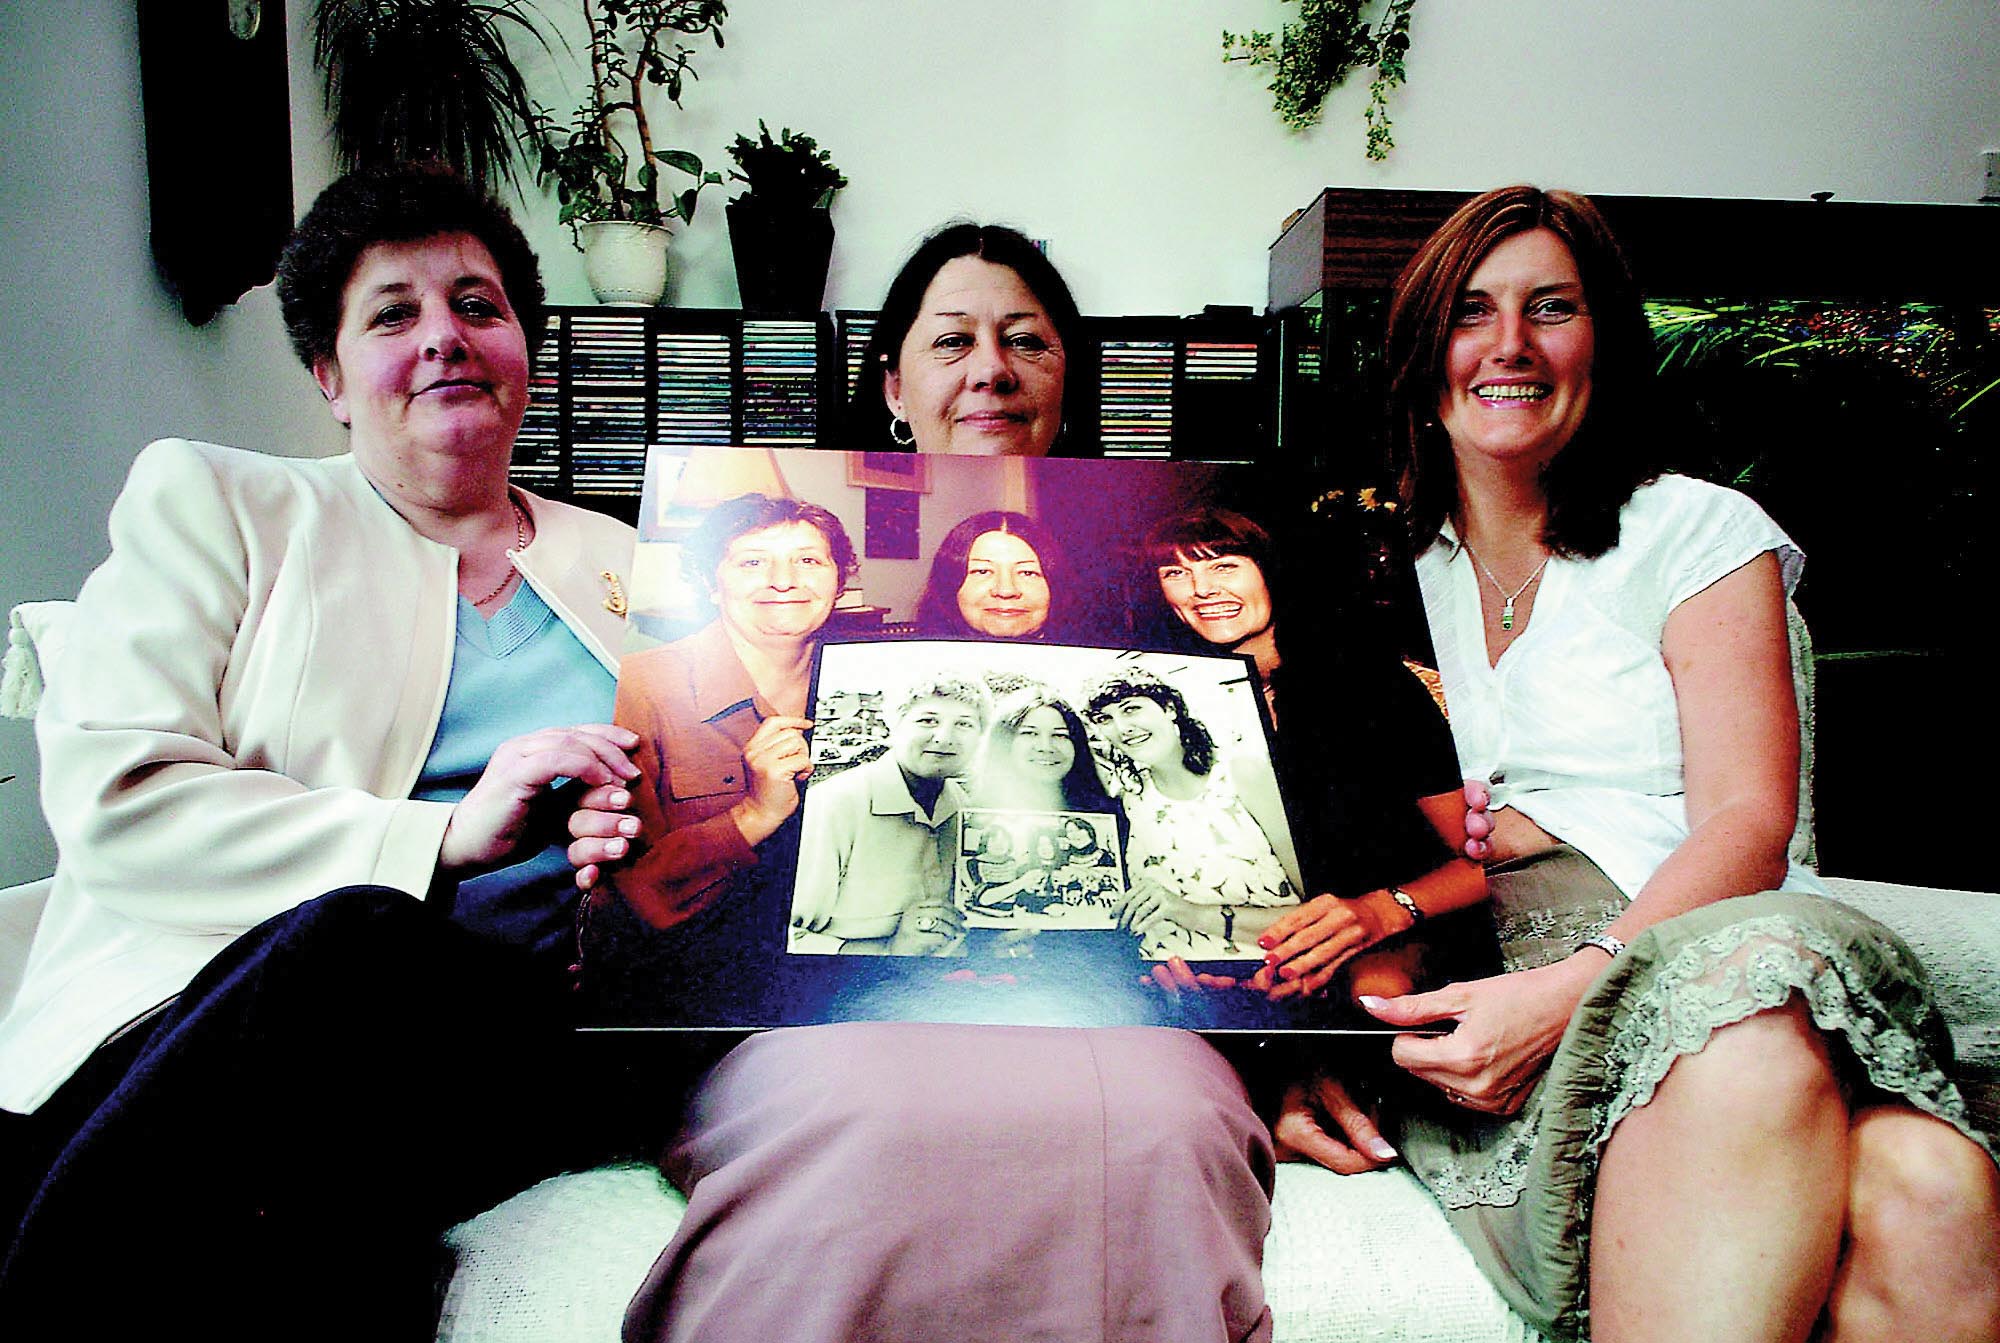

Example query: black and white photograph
[955,809,1123,931]
[787,640,1301,964]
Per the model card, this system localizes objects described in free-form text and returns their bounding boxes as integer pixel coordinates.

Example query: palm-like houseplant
[312,0,551,193]
[531,0,727,301]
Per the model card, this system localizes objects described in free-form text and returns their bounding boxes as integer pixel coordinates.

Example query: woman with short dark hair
[597,493,859,932]
[0,162,639,1337]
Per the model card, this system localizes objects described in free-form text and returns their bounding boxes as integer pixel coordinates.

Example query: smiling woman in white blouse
[1269,185,1999,1343]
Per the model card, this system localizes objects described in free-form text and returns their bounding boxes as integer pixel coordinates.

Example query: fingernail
[1359,995,1388,1011]
[1257,934,1275,949]
[607,838,627,857]
[610,791,630,809]
[619,816,640,836]
[1368,1138,1398,1160]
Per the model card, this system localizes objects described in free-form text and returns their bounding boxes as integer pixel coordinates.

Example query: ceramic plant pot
[579,219,671,306]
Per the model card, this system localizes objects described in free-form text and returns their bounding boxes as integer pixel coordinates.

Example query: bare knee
[1848,1106,2000,1253]
[1644,999,1842,1136]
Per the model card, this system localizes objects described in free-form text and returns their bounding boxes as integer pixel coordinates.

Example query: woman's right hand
[440,724,640,875]
[1463,779,1494,861]
[1273,1074,1399,1174]
[729,715,815,847]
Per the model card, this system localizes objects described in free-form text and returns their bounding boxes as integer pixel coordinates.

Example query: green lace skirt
[1392,846,1993,1341]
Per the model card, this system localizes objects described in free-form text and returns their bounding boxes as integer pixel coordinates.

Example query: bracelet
[1577,932,1626,960]
[1387,887,1424,925]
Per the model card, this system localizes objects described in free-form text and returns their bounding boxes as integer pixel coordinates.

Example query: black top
[1267,628,1462,901]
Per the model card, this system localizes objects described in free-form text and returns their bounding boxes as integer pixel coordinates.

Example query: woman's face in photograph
[1156,550,1273,649]
[712,521,841,643]
[956,530,1050,637]
[1097,695,1178,769]
[1009,704,1077,782]
[885,256,1066,456]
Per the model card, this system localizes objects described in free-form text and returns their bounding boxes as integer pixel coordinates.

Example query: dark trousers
[0,887,664,1342]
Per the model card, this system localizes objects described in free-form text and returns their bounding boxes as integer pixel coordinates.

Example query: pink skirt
[624,1022,1275,1343]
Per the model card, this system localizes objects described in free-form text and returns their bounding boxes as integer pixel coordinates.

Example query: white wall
[1,0,1995,882]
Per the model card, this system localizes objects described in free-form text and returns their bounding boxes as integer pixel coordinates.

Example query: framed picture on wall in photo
[848,452,931,492]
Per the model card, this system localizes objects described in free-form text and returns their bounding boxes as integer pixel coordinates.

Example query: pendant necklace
[1464,543,1549,632]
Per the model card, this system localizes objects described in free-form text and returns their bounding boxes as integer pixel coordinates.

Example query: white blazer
[0,439,634,1112]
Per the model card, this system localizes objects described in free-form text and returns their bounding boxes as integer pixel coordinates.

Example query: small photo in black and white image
[955,809,1123,931]
[788,640,1302,963]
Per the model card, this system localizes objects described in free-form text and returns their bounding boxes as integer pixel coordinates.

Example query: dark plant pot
[727,200,834,312]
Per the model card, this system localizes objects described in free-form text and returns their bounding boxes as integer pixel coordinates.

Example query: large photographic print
[582,445,1410,1033]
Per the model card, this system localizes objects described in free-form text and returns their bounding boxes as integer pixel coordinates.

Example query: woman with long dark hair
[915,509,1072,640]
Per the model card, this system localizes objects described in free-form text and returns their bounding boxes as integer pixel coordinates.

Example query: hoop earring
[889,417,916,447]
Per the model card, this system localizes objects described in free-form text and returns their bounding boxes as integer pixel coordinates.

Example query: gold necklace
[469,497,528,607]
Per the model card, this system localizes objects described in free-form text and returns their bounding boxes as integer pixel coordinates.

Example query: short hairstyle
[988,687,1118,813]
[896,674,991,727]
[277,161,547,371]
[681,493,860,593]
[1384,184,1665,558]
[844,221,1097,455]
[915,510,1069,639]
[1082,669,1216,778]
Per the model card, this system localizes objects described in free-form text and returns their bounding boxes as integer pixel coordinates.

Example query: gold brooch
[601,571,628,616]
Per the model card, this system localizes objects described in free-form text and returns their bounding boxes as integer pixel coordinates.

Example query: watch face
[227,0,262,41]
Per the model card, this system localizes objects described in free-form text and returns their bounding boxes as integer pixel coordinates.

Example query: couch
[5,598,1996,1342]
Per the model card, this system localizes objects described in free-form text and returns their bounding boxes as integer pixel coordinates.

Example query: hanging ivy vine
[1222,0,1417,161]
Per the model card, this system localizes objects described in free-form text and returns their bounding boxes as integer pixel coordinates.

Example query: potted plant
[723,120,848,312]
[530,0,728,304]
[311,0,551,193]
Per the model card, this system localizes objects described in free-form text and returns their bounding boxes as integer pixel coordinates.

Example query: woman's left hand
[1250,892,1400,1000]
[566,780,641,892]
[1360,956,1598,1115]
[440,724,640,875]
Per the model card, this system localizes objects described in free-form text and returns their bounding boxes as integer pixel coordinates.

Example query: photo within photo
[582,445,1426,1033]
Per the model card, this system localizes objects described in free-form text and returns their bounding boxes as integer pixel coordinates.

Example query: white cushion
[435,1161,1532,1343]
[437,1163,688,1343]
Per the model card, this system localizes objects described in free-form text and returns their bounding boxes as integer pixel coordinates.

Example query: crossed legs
[1590,999,1999,1343]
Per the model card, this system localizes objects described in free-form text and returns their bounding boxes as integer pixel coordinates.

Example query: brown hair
[682,493,859,593]
[1385,185,1665,558]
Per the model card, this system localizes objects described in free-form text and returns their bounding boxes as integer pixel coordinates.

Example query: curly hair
[276,161,547,371]
[681,493,860,594]
[843,220,1096,456]
[1384,184,1666,559]
[1082,669,1216,778]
